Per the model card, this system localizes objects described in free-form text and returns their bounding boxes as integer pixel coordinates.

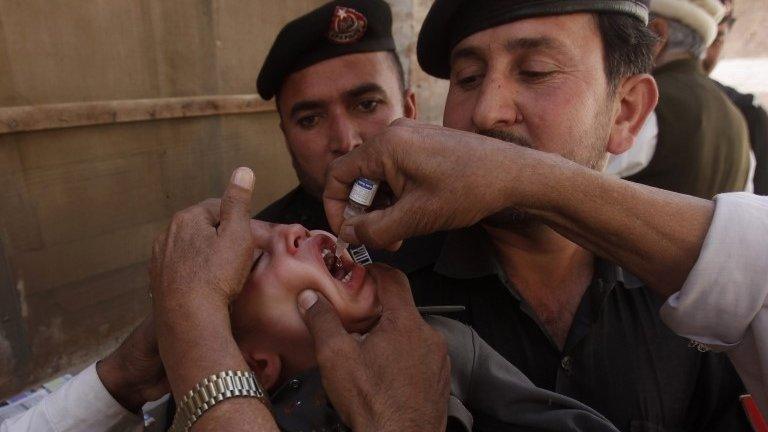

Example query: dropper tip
[334,240,348,258]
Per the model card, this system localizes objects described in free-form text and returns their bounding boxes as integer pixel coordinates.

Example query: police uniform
[268,316,620,432]
[414,1,751,431]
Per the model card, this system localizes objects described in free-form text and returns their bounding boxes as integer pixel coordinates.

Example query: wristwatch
[170,370,269,432]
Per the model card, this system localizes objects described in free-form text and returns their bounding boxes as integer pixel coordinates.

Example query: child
[186,221,618,431]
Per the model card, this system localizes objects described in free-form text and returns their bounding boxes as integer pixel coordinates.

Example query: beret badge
[327,6,367,44]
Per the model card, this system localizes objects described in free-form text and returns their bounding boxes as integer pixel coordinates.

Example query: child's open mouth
[313,234,359,286]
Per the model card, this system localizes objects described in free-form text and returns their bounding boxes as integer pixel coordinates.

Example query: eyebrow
[451,36,567,65]
[343,82,387,99]
[289,99,326,119]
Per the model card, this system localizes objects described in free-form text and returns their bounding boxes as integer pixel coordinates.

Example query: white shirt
[0,363,142,432]
[661,192,768,415]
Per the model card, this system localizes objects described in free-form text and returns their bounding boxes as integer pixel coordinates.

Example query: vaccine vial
[334,178,379,257]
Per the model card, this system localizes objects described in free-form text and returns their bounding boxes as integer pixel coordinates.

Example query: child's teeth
[342,272,352,283]
[321,248,330,258]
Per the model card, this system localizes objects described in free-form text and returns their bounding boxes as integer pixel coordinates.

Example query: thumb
[298,290,353,347]
[218,167,255,238]
[343,194,422,250]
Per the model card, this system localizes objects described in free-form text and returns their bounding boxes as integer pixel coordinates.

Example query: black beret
[418,0,651,79]
[257,0,396,100]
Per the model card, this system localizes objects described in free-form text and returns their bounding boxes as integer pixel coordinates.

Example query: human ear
[242,350,282,391]
[606,74,659,155]
[403,89,417,120]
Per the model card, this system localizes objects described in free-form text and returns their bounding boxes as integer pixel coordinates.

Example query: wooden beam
[0,95,275,135]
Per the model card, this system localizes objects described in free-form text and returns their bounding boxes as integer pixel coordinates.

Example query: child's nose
[282,224,310,254]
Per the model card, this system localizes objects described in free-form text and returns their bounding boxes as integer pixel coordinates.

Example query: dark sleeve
[425,316,619,432]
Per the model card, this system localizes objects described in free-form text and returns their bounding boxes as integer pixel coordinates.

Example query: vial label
[349,178,379,207]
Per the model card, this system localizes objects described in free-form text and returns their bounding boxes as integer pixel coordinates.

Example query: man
[319,130,768,419]
[614,0,751,198]
[703,0,768,194]
[254,0,444,272]
[322,0,750,429]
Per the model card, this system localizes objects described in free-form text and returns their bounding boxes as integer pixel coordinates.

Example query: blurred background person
[607,0,753,198]
[703,0,768,195]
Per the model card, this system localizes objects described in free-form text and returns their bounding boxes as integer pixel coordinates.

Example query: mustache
[478,129,533,149]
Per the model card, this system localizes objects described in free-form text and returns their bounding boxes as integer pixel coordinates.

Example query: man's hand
[323,118,567,250]
[150,167,278,431]
[150,168,256,309]
[97,317,168,413]
[298,264,451,432]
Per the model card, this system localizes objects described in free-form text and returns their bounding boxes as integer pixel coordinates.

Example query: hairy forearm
[523,157,715,298]
[155,299,278,431]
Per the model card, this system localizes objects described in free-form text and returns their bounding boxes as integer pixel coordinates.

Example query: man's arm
[323,118,768,412]
[1,317,165,432]
[323,118,712,297]
[0,363,143,432]
[529,163,714,298]
[150,168,278,432]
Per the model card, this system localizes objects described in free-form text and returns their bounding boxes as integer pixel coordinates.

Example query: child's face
[231,221,381,384]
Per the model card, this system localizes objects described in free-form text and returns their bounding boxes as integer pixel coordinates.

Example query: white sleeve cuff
[41,363,143,432]
[660,193,768,350]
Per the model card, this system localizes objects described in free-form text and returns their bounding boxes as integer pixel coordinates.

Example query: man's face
[277,52,412,198]
[443,13,614,171]
[231,221,380,378]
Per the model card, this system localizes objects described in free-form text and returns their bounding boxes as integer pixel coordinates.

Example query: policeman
[321,0,752,430]
[255,0,444,273]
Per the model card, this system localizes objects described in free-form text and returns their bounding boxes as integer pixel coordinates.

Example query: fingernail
[341,225,357,244]
[231,167,254,190]
[298,290,319,313]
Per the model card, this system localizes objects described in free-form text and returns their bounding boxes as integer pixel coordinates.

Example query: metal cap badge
[327,6,367,44]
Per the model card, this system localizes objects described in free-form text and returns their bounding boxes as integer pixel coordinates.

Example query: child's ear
[242,350,282,391]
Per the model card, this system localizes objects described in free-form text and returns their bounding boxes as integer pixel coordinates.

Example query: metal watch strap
[169,370,268,432]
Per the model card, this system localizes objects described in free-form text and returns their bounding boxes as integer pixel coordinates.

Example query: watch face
[271,369,351,432]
